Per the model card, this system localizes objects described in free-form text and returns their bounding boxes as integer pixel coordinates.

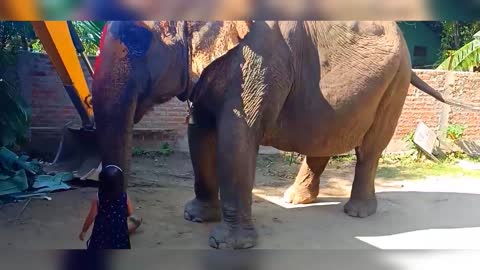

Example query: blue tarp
[0,147,74,200]
[0,169,28,196]
[33,172,73,193]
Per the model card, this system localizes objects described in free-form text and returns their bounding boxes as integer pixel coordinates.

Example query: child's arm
[126,195,133,216]
[79,199,97,240]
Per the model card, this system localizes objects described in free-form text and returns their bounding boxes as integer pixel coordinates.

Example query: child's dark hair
[98,165,125,200]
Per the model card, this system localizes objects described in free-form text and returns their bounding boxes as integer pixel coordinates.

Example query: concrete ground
[1,152,480,250]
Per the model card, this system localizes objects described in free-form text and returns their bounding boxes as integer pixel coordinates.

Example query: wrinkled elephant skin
[90,21,250,248]
[92,20,250,184]
[185,21,424,249]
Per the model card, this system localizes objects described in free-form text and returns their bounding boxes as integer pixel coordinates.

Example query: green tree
[31,21,105,56]
[436,21,480,70]
[71,21,105,56]
[436,37,480,71]
[0,22,36,51]
[0,21,105,147]
[0,22,33,147]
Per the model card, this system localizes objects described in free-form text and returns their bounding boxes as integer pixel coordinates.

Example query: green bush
[446,124,466,141]
[0,22,32,148]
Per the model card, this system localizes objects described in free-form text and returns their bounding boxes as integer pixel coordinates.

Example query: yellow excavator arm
[4,0,94,127]
[31,21,94,128]
[1,0,40,20]
[30,21,101,181]
[5,3,102,180]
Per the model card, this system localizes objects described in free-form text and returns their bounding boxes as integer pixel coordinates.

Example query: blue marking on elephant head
[110,22,153,58]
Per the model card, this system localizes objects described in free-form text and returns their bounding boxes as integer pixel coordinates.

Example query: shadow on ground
[0,153,479,257]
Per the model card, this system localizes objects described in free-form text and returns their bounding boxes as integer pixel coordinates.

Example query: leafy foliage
[436,38,480,71]
[0,22,36,51]
[29,39,44,53]
[397,21,480,69]
[404,131,415,144]
[434,21,480,70]
[29,21,105,56]
[0,88,30,147]
[438,22,480,60]
[0,21,105,147]
[132,147,146,156]
[71,21,105,56]
[132,143,174,158]
[446,124,466,141]
[159,143,174,156]
[0,22,35,147]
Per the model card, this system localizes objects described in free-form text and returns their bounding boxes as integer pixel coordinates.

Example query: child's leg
[127,216,142,234]
[125,194,142,234]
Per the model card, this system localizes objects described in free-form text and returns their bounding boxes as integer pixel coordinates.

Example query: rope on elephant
[411,72,480,111]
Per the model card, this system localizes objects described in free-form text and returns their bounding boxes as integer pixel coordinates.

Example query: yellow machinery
[31,21,94,127]
[31,21,101,181]
[3,2,102,180]
[1,0,40,20]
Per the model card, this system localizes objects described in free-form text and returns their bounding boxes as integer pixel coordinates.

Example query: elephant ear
[190,21,245,80]
[235,21,253,40]
[158,21,178,38]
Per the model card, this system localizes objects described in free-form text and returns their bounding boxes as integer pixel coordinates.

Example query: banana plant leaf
[72,21,105,45]
[436,39,480,71]
[29,21,106,56]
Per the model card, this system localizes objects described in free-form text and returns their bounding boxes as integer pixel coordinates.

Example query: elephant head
[91,20,250,184]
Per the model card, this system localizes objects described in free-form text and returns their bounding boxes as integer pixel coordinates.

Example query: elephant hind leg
[284,156,330,204]
[345,63,410,218]
[344,149,380,218]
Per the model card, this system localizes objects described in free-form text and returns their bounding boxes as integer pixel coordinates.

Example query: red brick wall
[28,53,84,128]
[448,72,480,139]
[16,53,480,153]
[17,53,188,151]
[393,70,480,141]
[393,70,447,140]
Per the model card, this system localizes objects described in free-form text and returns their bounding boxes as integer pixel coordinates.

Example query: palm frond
[72,21,104,44]
[436,39,480,71]
[71,21,106,55]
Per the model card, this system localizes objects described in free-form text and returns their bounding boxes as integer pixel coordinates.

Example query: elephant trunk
[92,34,138,189]
[88,32,137,248]
[92,82,137,189]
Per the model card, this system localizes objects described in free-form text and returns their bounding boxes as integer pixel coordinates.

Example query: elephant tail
[410,71,480,111]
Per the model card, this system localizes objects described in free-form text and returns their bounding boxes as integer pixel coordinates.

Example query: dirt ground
[1,152,480,249]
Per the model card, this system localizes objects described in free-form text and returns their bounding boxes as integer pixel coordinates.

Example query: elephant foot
[209,222,258,249]
[184,198,221,223]
[344,197,377,218]
[283,184,318,204]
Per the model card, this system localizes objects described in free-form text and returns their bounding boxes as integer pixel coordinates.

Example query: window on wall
[413,46,427,57]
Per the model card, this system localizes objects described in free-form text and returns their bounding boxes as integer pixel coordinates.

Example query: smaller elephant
[183,21,479,249]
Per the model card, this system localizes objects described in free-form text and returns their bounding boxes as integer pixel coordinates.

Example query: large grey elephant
[89,20,250,249]
[183,21,479,249]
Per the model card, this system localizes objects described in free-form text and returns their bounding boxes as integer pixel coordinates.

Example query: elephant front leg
[184,122,221,223]
[344,148,379,218]
[284,156,330,204]
[209,115,259,249]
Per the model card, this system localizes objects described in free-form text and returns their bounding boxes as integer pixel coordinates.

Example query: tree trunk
[453,21,460,49]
